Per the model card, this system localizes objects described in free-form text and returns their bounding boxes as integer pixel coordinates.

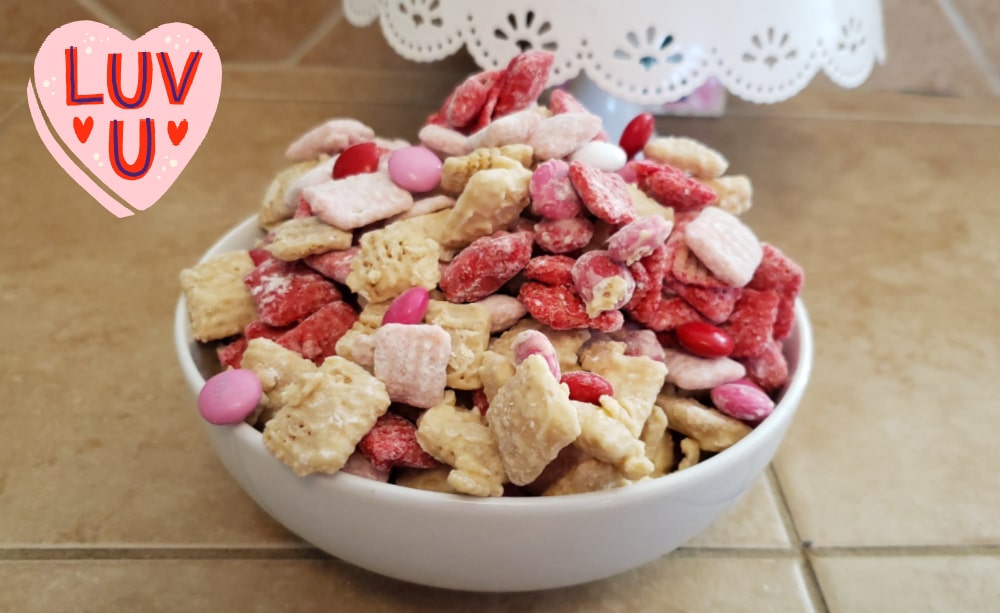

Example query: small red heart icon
[168,120,188,146]
[73,116,94,143]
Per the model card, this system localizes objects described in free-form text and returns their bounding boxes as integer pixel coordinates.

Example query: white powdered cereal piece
[658,394,751,452]
[282,156,337,212]
[418,124,469,158]
[677,438,701,470]
[529,113,603,160]
[416,398,507,497]
[643,136,729,179]
[395,194,455,220]
[424,301,492,390]
[661,347,745,390]
[442,165,532,249]
[180,251,257,342]
[489,354,581,485]
[465,107,544,150]
[579,340,668,437]
[264,217,352,261]
[285,118,375,161]
[373,324,452,408]
[476,294,528,333]
[706,175,753,215]
[440,145,532,194]
[573,400,653,480]
[306,172,414,231]
[259,159,323,229]
[684,206,763,287]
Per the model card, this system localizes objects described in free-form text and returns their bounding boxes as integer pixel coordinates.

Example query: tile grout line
[282,5,346,67]
[935,0,1000,96]
[767,465,830,613]
[72,0,138,39]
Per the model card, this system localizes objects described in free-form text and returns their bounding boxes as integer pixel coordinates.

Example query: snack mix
[181,51,804,497]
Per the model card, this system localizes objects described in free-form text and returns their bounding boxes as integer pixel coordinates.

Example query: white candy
[569,141,628,172]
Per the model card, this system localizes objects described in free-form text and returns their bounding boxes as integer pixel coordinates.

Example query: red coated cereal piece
[358,413,439,472]
[625,244,670,310]
[572,250,636,317]
[440,231,533,303]
[748,244,804,340]
[446,73,495,129]
[568,161,637,225]
[244,320,291,342]
[560,371,614,404]
[524,255,576,286]
[304,247,360,285]
[668,281,742,323]
[668,237,731,289]
[720,288,780,358]
[534,218,595,254]
[548,89,611,141]
[494,51,554,117]
[217,337,248,370]
[629,293,706,332]
[518,282,623,332]
[249,247,273,267]
[631,159,716,212]
[277,300,358,363]
[472,389,490,415]
[293,196,313,219]
[530,159,584,220]
[243,259,342,327]
[738,339,789,392]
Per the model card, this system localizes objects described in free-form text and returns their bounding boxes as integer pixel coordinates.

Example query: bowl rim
[174,214,813,510]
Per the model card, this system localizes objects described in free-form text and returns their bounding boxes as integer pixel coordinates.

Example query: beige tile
[685,473,792,549]
[953,0,1000,85]
[814,555,1000,613]
[0,59,33,92]
[98,0,335,63]
[299,19,478,74]
[0,0,99,55]
[0,557,815,612]
[859,0,994,96]
[0,98,426,545]
[0,91,24,125]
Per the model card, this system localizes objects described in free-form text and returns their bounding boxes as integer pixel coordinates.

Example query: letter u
[107,52,152,109]
[109,119,155,180]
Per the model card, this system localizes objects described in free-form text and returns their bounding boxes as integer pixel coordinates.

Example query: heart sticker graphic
[28,21,221,217]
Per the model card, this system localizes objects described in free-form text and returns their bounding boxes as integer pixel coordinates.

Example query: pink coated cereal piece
[711,382,776,422]
[668,281,742,323]
[285,118,375,162]
[418,124,469,158]
[548,89,611,141]
[529,159,584,220]
[477,294,529,333]
[738,339,789,392]
[439,231,533,303]
[617,328,666,363]
[528,113,603,160]
[399,194,455,219]
[292,197,313,219]
[350,333,376,371]
[304,246,360,285]
[306,172,414,231]
[511,329,561,380]
[533,218,595,254]
[341,451,391,482]
[373,324,452,409]
[668,237,731,289]
[571,250,636,318]
[197,369,262,425]
[382,287,431,325]
[662,347,746,390]
[494,51,555,117]
[607,215,674,265]
[466,108,544,150]
[617,164,638,184]
[568,161,637,225]
[684,206,763,288]
[387,146,443,193]
[283,156,337,211]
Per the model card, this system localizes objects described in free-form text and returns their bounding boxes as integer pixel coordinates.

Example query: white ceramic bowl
[175,215,813,592]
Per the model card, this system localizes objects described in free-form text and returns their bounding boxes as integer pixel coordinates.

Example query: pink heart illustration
[28,21,221,217]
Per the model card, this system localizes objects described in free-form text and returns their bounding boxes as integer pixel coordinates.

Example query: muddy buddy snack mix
[181,51,804,496]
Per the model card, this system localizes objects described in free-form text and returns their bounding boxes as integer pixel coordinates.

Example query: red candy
[676,321,734,359]
[332,141,380,180]
[568,161,636,225]
[525,255,576,287]
[494,51,555,118]
[244,259,342,327]
[533,218,594,254]
[440,231,533,303]
[631,159,716,212]
[358,413,438,472]
[518,282,624,332]
[560,371,614,404]
[277,300,358,363]
[720,288,781,358]
[619,112,655,159]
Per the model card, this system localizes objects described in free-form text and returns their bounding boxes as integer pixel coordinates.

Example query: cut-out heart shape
[168,119,188,146]
[28,21,221,216]
[73,116,93,142]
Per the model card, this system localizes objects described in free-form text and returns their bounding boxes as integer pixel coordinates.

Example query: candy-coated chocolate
[568,141,627,172]
[198,369,262,425]
[382,287,431,325]
[387,146,443,193]
[710,382,775,422]
[619,112,655,159]
[676,321,734,358]
[332,141,380,179]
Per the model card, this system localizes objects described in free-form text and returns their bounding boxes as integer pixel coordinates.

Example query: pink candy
[511,329,561,380]
[382,287,431,325]
[711,381,776,422]
[529,159,584,220]
[387,146,443,193]
[197,369,262,425]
